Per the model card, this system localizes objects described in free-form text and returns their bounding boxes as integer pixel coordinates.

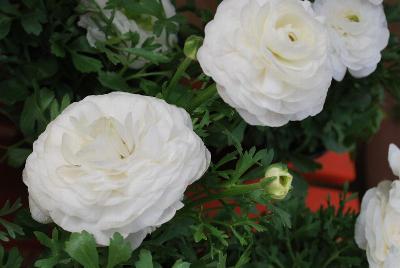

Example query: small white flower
[389,144,400,178]
[197,0,333,127]
[23,92,210,248]
[78,0,177,69]
[355,180,400,268]
[313,0,389,80]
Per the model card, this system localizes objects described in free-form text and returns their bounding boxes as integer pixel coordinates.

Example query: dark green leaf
[7,148,31,167]
[0,79,29,105]
[71,52,103,73]
[98,71,130,91]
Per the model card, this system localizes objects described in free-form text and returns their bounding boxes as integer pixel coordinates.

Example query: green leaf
[0,16,11,40]
[38,88,55,111]
[192,225,207,243]
[21,10,45,35]
[1,247,23,268]
[0,199,22,217]
[19,96,44,137]
[0,218,24,240]
[49,100,59,121]
[171,259,190,268]
[65,231,99,268]
[106,233,132,268]
[60,94,71,112]
[135,249,153,268]
[71,52,103,73]
[0,79,29,105]
[98,71,130,91]
[34,229,66,268]
[7,148,31,167]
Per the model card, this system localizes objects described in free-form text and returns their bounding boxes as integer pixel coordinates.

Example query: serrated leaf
[71,52,103,73]
[106,233,132,268]
[65,231,99,268]
[192,225,207,243]
[2,247,23,268]
[34,229,65,268]
[135,249,153,268]
[0,219,24,239]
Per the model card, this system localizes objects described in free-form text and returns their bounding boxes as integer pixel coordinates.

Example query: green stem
[126,71,171,80]
[286,236,296,265]
[185,182,263,209]
[321,246,349,268]
[164,57,192,99]
[188,83,217,113]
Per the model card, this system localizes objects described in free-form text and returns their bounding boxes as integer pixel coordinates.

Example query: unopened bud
[184,35,203,60]
[263,164,293,200]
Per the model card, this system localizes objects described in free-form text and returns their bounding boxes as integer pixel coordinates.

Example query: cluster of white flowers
[23,0,391,253]
[197,0,389,127]
[23,93,210,248]
[355,144,400,268]
[78,0,177,69]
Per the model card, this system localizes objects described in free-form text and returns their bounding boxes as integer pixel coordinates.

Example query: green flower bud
[263,164,293,200]
[184,35,203,60]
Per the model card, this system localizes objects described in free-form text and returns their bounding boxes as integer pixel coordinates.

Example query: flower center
[288,32,297,42]
[344,12,360,23]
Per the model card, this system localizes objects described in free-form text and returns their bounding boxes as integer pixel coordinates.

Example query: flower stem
[188,83,217,113]
[164,57,192,99]
[126,71,171,80]
[185,181,264,209]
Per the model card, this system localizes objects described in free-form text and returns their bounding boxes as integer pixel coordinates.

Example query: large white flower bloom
[78,0,177,69]
[355,180,400,268]
[313,0,389,81]
[23,92,210,248]
[389,144,400,178]
[197,0,333,127]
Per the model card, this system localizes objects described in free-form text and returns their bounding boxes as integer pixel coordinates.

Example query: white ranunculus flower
[389,144,400,178]
[23,92,210,248]
[78,0,177,69]
[313,0,389,81]
[355,180,400,268]
[197,0,333,127]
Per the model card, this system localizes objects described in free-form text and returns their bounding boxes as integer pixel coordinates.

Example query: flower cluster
[198,0,389,127]
[19,0,391,258]
[355,144,400,268]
